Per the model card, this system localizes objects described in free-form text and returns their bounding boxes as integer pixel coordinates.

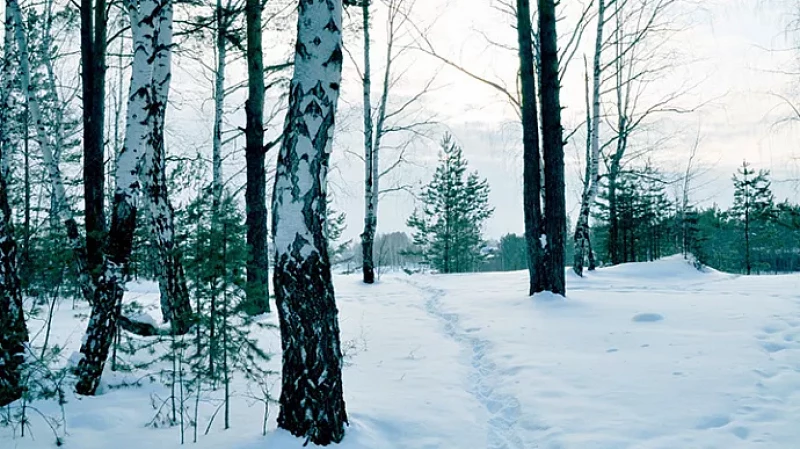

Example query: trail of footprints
[414,283,546,449]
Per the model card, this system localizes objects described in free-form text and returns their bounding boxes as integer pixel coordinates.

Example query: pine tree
[407,134,493,274]
[732,160,774,275]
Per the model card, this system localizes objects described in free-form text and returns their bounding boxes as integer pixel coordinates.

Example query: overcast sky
[166,0,800,243]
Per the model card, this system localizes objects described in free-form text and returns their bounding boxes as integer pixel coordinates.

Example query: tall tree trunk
[360,2,376,284]
[0,2,27,406]
[271,0,347,444]
[75,0,160,395]
[81,0,108,284]
[573,0,604,276]
[538,0,566,295]
[516,0,544,295]
[243,0,270,315]
[143,0,192,333]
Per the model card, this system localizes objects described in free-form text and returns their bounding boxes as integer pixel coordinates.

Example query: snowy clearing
[3,255,800,448]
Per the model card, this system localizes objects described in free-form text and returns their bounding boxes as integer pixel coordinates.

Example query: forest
[1,0,800,447]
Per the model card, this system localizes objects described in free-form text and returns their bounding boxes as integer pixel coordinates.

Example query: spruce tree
[407,134,493,274]
[732,160,774,275]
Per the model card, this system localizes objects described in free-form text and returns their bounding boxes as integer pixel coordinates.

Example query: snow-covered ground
[3,255,800,448]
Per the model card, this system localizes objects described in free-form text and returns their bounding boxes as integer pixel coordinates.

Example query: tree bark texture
[538,0,566,295]
[143,0,193,333]
[271,0,347,444]
[0,3,27,405]
[360,1,376,284]
[81,0,108,283]
[516,0,545,295]
[573,0,604,276]
[75,0,160,396]
[244,0,270,315]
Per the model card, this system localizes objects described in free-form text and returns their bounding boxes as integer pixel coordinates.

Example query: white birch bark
[74,0,161,396]
[8,0,97,302]
[573,0,604,275]
[360,2,376,283]
[141,0,192,332]
[271,0,347,443]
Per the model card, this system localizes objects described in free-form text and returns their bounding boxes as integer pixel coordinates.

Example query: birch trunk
[538,0,566,295]
[142,0,193,334]
[75,0,160,395]
[271,0,347,443]
[9,0,95,304]
[0,2,27,406]
[516,0,545,295]
[360,2,376,284]
[212,0,226,210]
[243,0,270,315]
[573,0,604,276]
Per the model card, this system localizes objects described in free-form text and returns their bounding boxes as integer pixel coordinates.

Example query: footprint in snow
[695,414,731,430]
[631,312,664,323]
[760,341,787,353]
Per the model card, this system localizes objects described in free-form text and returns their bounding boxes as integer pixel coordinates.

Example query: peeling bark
[271,0,347,444]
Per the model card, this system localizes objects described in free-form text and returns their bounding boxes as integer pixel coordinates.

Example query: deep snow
[2,255,800,448]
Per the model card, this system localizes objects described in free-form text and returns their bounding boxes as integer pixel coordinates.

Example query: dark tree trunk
[81,0,108,283]
[271,0,347,444]
[0,11,27,402]
[0,171,26,407]
[538,0,566,295]
[516,0,544,295]
[243,0,270,315]
[74,197,136,395]
[607,165,621,265]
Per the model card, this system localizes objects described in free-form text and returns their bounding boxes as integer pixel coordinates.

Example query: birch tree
[142,0,193,333]
[74,0,162,395]
[349,0,433,284]
[572,0,606,276]
[604,0,690,265]
[271,0,348,443]
[0,2,27,406]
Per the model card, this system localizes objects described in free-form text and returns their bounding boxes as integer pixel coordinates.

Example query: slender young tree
[243,0,270,315]
[732,160,774,275]
[271,0,348,443]
[359,0,377,284]
[539,0,567,294]
[573,0,605,276]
